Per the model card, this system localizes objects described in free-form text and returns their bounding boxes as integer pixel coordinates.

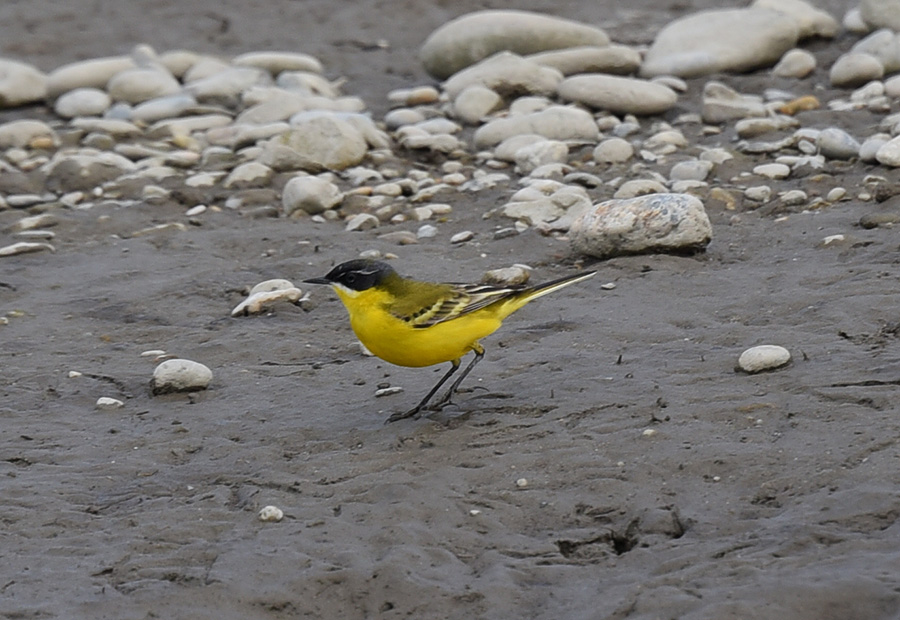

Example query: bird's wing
[390,282,523,328]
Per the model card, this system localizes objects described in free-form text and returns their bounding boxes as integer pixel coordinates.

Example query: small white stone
[827,187,847,202]
[96,397,124,411]
[185,205,207,217]
[450,230,474,244]
[469,509,482,516]
[417,224,438,239]
[258,505,284,522]
[231,280,308,316]
[737,345,791,373]
[375,386,404,397]
[140,349,167,358]
[345,213,379,232]
[642,428,658,437]
[515,478,529,488]
[753,163,791,179]
[68,371,83,378]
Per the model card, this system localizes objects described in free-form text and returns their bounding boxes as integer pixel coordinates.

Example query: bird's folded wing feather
[389,283,523,328]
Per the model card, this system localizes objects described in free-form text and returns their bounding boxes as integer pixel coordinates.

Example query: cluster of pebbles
[3,0,900,390]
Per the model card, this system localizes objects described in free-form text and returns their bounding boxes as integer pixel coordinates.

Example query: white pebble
[258,505,284,522]
[375,386,404,397]
[642,428,658,437]
[515,478,529,488]
[450,230,474,244]
[737,345,791,373]
[68,371,83,378]
[96,397,124,411]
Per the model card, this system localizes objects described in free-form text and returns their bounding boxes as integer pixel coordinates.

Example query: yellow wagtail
[305,259,595,423]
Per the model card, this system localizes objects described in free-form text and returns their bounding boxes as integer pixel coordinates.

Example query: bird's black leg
[385,359,460,423]
[432,344,485,410]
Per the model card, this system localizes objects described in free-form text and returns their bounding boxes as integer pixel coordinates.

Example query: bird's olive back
[323,259,396,291]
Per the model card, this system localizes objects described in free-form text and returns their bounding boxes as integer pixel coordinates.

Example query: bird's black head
[304,259,397,292]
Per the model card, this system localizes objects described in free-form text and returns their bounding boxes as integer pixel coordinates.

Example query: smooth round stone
[861,0,900,31]
[184,67,271,102]
[752,0,839,38]
[737,345,791,373]
[224,162,273,189]
[772,48,817,78]
[151,359,213,394]
[641,8,799,78]
[107,68,181,104]
[495,134,549,162]
[827,187,847,201]
[443,51,563,100]
[0,59,47,107]
[158,50,201,78]
[851,29,900,74]
[69,118,141,138]
[232,51,323,75]
[643,129,688,151]
[47,56,134,98]
[53,87,111,118]
[421,9,609,79]
[384,108,426,130]
[452,85,502,125]
[282,175,342,216]
[278,71,340,97]
[829,52,884,88]
[593,137,634,164]
[0,120,56,149]
[669,159,714,182]
[527,45,641,76]
[345,213,379,231]
[860,134,891,162]
[779,189,807,206]
[753,163,791,179]
[875,135,900,167]
[613,179,668,199]
[131,93,198,123]
[514,139,569,174]
[745,185,773,202]
[474,105,599,148]
[95,397,124,411]
[261,115,368,171]
[558,74,678,115]
[817,127,860,160]
[570,193,712,258]
[182,56,231,82]
[701,81,767,123]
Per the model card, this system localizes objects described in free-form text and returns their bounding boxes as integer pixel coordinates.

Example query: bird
[304,259,595,423]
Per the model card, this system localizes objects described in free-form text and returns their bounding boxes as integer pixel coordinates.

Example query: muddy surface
[2,1,900,618]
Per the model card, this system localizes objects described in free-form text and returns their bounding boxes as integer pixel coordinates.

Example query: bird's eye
[345,273,356,283]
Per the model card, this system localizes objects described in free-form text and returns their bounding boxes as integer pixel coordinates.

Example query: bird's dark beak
[304,276,332,285]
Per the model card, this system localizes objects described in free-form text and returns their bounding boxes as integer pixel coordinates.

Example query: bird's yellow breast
[334,286,503,367]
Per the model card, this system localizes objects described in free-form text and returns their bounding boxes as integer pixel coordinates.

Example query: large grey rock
[641,8,800,78]
[570,193,712,258]
[421,10,609,79]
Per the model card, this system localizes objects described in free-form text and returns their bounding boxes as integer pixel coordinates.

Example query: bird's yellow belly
[350,310,501,367]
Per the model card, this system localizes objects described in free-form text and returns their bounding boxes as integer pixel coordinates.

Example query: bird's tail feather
[503,270,596,315]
